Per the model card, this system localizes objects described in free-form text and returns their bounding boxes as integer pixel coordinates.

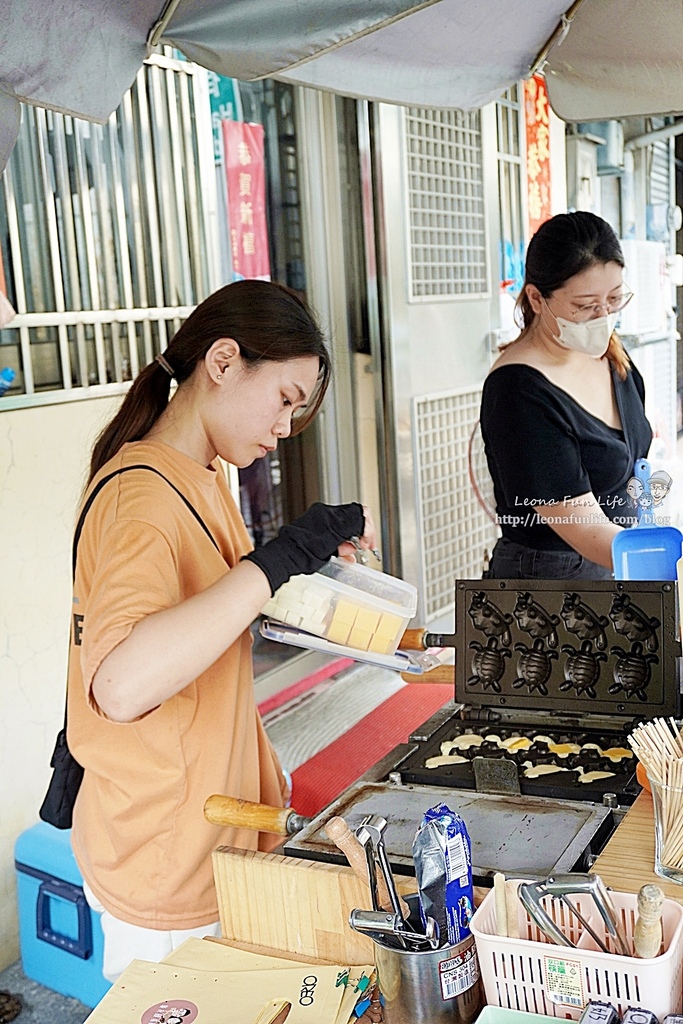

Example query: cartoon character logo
[626,477,644,508]
[647,470,672,507]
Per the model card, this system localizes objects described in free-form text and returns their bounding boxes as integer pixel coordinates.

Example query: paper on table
[162,938,375,1024]
[162,936,321,972]
[84,958,348,1023]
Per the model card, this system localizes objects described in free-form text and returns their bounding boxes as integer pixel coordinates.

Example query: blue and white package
[412,803,474,945]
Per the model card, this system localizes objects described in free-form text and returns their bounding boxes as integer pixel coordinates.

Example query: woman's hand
[534,491,621,568]
[337,505,379,563]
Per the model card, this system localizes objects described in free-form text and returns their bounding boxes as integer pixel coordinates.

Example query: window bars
[0,53,218,401]
[404,107,487,300]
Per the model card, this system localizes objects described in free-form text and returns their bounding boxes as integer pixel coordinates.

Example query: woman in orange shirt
[66,279,376,981]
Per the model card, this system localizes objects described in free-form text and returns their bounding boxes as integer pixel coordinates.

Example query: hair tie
[155,352,175,377]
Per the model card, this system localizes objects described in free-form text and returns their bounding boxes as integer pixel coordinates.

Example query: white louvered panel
[413,387,499,621]
[404,107,487,300]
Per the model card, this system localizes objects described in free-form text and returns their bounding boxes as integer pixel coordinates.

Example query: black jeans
[486,536,613,581]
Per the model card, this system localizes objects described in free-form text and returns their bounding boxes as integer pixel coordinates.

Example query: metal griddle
[399,580,680,803]
[284,581,679,882]
[284,780,613,884]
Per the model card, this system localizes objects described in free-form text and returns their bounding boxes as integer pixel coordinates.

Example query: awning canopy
[1,0,683,174]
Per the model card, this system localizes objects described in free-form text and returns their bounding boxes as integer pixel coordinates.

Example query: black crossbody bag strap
[40,464,219,829]
[72,464,219,577]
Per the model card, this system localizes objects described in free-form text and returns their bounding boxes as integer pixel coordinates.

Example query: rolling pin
[633,883,665,958]
[204,795,311,835]
[326,815,410,919]
[493,872,508,937]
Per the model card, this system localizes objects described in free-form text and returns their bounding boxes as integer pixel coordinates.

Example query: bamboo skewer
[629,718,683,875]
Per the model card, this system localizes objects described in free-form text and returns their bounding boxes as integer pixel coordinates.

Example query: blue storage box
[15,821,110,1008]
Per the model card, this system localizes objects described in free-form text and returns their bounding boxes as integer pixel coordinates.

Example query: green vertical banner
[207,72,241,162]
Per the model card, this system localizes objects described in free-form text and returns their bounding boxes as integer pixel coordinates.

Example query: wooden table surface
[593,790,683,902]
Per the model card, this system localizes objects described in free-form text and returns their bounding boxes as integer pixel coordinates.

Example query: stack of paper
[84,937,376,1023]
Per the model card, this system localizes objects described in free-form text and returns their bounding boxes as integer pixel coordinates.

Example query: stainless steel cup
[372,896,483,1024]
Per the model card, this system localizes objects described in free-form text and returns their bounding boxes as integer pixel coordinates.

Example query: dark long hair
[514,211,630,379]
[88,280,330,483]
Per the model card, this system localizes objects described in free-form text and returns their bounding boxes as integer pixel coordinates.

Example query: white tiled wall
[0,395,121,968]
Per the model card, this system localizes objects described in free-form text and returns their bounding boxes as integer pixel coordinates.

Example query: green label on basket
[543,955,584,1007]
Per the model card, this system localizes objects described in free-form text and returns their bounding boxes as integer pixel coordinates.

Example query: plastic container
[469,882,683,1020]
[15,821,110,1008]
[0,366,16,396]
[476,1008,558,1024]
[261,556,417,655]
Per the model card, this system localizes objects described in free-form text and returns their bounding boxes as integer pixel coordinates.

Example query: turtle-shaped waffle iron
[468,636,511,692]
[560,640,607,699]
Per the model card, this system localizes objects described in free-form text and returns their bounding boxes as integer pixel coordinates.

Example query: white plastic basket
[470,882,683,1020]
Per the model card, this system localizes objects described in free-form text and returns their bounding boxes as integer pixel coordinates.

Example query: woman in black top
[480,212,652,579]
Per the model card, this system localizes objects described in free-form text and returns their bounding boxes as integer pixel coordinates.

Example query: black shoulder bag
[39,465,219,829]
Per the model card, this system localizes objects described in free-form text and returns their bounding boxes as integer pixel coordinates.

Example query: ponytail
[88,363,173,483]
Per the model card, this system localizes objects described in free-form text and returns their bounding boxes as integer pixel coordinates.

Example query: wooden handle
[505,879,520,939]
[252,999,292,1024]
[400,665,455,685]
[204,794,295,835]
[398,629,428,651]
[326,815,410,918]
[634,883,664,958]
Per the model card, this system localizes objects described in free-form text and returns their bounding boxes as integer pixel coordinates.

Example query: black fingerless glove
[242,501,365,594]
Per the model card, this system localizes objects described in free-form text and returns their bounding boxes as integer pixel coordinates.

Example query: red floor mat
[290,684,453,819]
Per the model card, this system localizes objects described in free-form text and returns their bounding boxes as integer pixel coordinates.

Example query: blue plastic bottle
[0,366,16,396]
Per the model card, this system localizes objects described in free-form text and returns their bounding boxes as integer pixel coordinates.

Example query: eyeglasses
[550,290,634,324]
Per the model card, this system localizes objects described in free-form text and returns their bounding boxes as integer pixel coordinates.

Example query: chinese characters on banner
[524,74,551,238]
[0,244,15,327]
[222,120,271,281]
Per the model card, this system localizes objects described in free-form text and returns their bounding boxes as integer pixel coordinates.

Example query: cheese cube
[327,620,351,646]
[375,612,403,639]
[353,608,381,633]
[332,600,360,625]
[368,634,394,654]
[348,627,372,651]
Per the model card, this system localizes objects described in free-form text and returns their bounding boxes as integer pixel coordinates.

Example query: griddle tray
[398,718,637,802]
[453,580,679,718]
[284,781,613,885]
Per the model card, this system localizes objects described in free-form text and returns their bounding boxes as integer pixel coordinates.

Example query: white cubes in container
[261,557,417,656]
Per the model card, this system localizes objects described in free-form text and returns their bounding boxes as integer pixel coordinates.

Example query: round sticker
[141,1000,199,1024]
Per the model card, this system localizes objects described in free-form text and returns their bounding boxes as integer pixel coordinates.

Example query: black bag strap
[63,464,220,727]
[72,464,219,580]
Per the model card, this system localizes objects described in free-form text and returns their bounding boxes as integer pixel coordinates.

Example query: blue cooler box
[15,821,110,1008]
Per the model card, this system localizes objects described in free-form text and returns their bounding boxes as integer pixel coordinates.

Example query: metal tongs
[350,814,440,951]
[518,873,630,956]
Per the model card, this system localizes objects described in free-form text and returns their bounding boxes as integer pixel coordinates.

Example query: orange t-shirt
[68,440,287,929]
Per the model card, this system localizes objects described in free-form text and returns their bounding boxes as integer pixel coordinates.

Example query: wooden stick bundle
[629,718,683,871]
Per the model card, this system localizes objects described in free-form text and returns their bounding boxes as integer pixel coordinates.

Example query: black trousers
[486,536,613,581]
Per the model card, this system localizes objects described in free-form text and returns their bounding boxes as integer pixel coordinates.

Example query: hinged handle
[36,878,92,959]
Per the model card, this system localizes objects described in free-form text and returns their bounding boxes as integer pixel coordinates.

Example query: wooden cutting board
[592,791,683,903]
[212,846,417,965]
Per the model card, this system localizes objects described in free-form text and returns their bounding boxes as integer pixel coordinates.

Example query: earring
[216,373,222,381]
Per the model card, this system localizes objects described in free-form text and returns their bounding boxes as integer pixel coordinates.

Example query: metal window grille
[404,107,487,300]
[413,387,499,621]
[496,86,525,293]
[647,116,673,208]
[0,52,218,402]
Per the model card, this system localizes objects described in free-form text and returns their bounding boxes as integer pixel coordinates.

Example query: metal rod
[528,0,587,78]
[558,895,611,955]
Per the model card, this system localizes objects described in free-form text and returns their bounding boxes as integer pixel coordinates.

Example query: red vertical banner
[222,120,270,282]
[524,74,552,238]
[0,244,16,327]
